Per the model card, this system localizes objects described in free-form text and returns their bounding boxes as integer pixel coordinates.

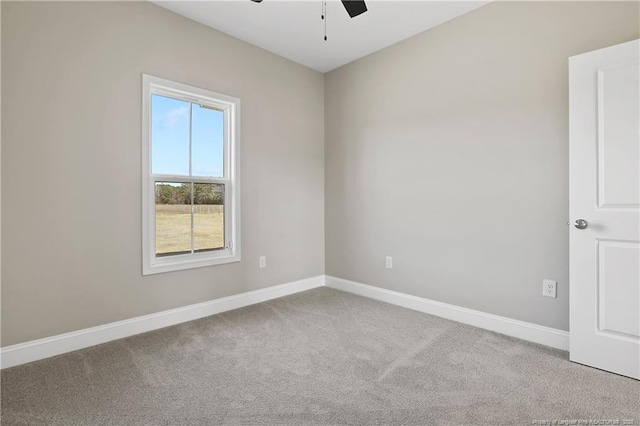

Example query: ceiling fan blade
[250,0,262,2]
[341,0,367,18]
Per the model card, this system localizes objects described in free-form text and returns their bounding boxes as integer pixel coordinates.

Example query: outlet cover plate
[543,279,557,298]
[385,256,393,269]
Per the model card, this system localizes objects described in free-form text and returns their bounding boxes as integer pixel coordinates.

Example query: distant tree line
[155,183,224,205]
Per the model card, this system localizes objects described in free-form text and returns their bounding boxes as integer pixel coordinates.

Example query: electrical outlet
[259,256,266,269]
[385,256,393,269]
[543,279,557,298]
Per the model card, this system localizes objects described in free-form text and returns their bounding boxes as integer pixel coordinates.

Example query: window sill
[143,253,241,275]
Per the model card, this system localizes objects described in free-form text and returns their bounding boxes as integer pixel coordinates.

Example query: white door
[569,39,640,380]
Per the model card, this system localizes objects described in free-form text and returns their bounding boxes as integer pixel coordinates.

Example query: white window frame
[142,74,241,275]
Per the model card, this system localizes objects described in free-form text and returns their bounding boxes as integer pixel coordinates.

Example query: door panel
[569,39,640,380]
[597,63,640,208]
[598,240,640,338]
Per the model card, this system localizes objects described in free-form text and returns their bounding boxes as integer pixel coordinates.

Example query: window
[142,75,240,275]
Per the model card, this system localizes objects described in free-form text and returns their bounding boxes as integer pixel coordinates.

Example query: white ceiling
[153,1,491,73]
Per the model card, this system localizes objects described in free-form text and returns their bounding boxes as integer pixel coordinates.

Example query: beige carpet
[1,287,639,425]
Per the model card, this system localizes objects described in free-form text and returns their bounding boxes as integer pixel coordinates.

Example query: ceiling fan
[250,0,368,19]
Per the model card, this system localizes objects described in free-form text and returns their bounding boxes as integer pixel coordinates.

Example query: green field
[155,204,224,255]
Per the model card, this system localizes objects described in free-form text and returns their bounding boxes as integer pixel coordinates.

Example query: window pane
[155,182,192,256]
[151,94,190,176]
[192,104,224,177]
[193,183,225,252]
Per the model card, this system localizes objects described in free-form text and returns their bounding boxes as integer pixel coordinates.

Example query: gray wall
[1,1,325,346]
[3,1,639,347]
[0,2,3,347]
[325,1,639,331]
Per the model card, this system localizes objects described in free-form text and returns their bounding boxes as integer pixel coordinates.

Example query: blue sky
[151,94,224,177]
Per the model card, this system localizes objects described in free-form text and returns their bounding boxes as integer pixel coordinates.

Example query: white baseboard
[1,274,569,369]
[325,276,569,351]
[0,275,324,369]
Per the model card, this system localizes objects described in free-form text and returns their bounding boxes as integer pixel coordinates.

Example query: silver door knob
[574,219,588,230]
